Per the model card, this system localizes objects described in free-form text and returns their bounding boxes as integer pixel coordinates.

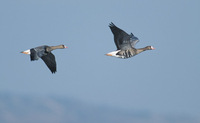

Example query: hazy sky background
[1,0,200,118]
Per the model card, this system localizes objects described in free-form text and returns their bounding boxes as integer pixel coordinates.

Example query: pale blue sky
[1,0,200,118]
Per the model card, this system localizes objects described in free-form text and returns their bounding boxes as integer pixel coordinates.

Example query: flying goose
[21,45,67,73]
[106,22,155,59]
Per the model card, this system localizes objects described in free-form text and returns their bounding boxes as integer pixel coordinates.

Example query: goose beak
[64,46,68,48]
[151,46,155,50]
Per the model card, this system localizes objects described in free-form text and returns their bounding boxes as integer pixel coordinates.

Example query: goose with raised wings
[106,22,155,59]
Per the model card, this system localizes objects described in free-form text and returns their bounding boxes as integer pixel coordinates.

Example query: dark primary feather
[109,22,134,50]
[41,52,56,73]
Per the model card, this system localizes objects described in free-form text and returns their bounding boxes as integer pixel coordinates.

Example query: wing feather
[41,52,57,73]
[130,33,139,48]
[109,22,132,50]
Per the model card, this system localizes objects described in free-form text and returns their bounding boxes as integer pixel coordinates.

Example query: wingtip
[130,33,134,36]
[51,71,56,74]
[109,22,115,27]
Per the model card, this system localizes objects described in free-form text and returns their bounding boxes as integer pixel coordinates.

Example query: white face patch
[151,46,155,50]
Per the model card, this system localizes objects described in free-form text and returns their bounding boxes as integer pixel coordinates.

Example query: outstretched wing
[109,22,132,50]
[41,52,57,73]
[130,33,139,48]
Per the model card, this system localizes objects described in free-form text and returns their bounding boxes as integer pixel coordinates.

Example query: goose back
[30,45,48,61]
